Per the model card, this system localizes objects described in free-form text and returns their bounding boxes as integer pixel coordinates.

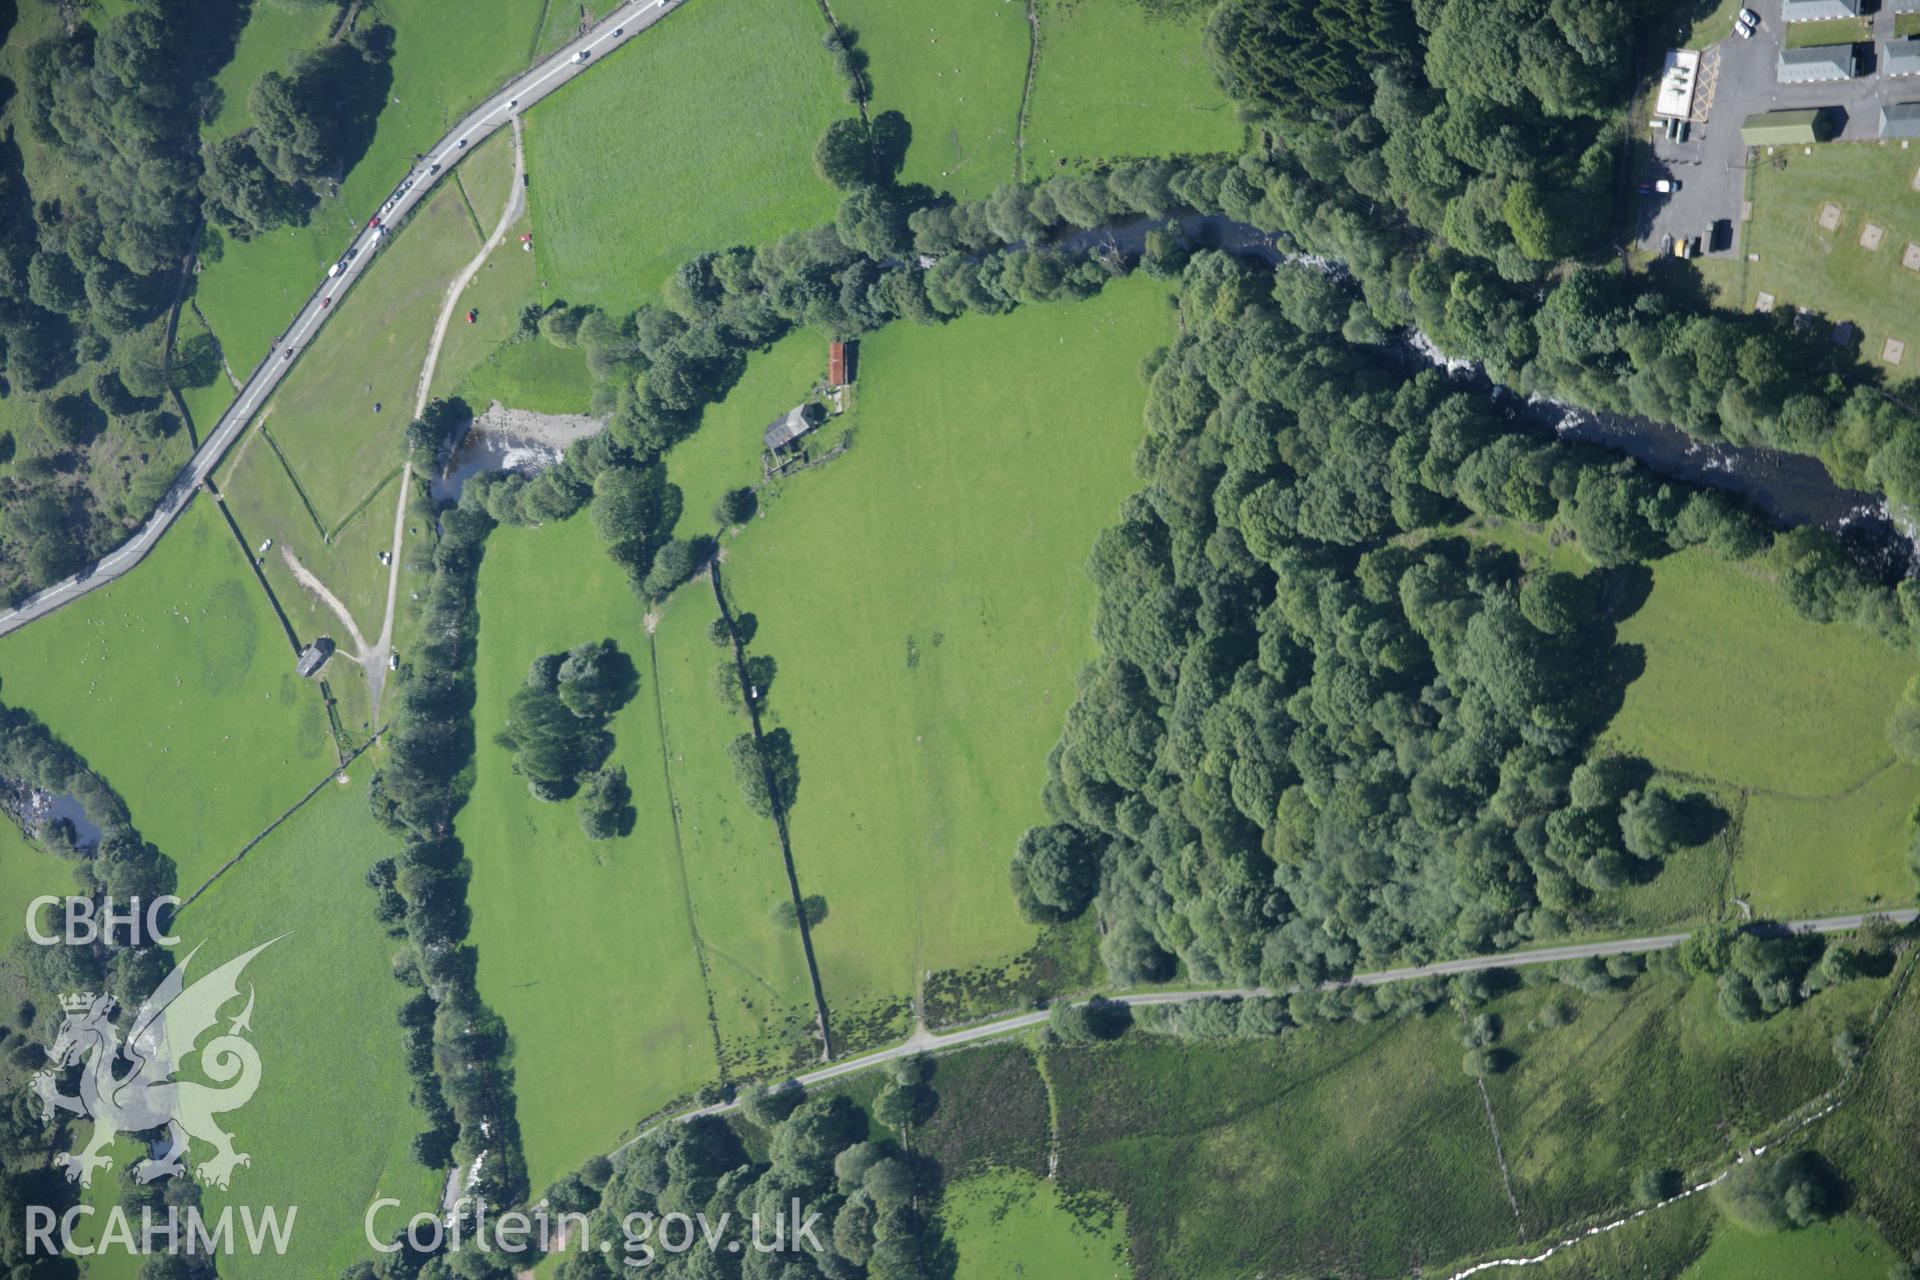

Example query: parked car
[1655,178,1679,193]
[1739,7,1759,29]
[1735,18,1753,37]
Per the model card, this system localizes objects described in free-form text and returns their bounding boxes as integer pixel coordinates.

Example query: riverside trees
[1031,252,1737,992]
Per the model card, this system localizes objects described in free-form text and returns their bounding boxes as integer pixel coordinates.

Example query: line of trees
[365,471,530,1220]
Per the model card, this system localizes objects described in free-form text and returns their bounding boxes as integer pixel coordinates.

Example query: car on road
[613,27,623,35]
[283,347,296,360]
[428,163,440,175]
[457,137,468,149]
[327,262,342,279]
[322,296,332,308]
[509,98,519,109]
[573,49,590,63]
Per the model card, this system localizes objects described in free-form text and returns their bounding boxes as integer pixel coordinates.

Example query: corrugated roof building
[1741,109,1825,146]
[1882,102,1920,138]
[763,404,823,453]
[1782,0,1861,19]
[1886,40,1920,76]
[1777,45,1857,83]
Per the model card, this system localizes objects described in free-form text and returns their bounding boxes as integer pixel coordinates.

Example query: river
[1048,213,1912,579]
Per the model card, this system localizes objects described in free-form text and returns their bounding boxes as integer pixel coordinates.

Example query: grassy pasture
[649,589,820,1076]
[462,515,719,1193]
[194,0,549,370]
[1683,1215,1899,1278]
[829,0,1030,198]
[717,276,1176,1009]
[1737,143,1920,369]
[1026,0,1239,169]
[1735,762,1918,916]
[219,133,514,642]
[431,207,590,413]
[662,329,825,541]
[939,1168,1129,1279]
[1827,956,1920,1249]
[1605,548,1913,797]
[0,501,333,892]
[1050,1023,1513,1277]
[204,0,336,138]
[264,133,509,523]
[177,775,442,1279]
[1602,546,1916,916]
[1488,971,1879,1234]
[523,0,845,309]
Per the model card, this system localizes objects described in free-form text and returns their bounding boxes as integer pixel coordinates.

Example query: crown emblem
[60,992,101,1014]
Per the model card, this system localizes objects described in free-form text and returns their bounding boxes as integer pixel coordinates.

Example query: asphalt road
[0,0,682,638]
[628,906,1917,1145]
[1644,0,1919,261]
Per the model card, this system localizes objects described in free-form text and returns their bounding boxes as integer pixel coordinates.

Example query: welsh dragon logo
[30,939,279,1190]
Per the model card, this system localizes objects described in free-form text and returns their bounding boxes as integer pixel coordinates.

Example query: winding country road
[0,0,683,638]
[626,907,1918,1147]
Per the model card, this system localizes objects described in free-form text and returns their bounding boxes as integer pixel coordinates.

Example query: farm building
[1777,45,1857,84]
[1883,102,1920,138]
[828,339,854,388]
[1741,109,1826,146]
[1887,40,1920,77]
[1781,0,1861,18]
[764,403,825,453]
[295,640,334,678]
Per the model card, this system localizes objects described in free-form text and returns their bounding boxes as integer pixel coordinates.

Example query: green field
[1738,143,1920,368]
[204,0,337,138]
[1046,967,1893,1279]
[718,275,1177,1010]
[940,1168,1130,1279]
[1489,972,1880,1234]
[1051,1022,1514,1276]
[217,131,516,650]
[432,205,590,414]
[523,0,846,309]
[1026,0,1239,168]
[1603,547,1917,916]
[1684,1215,1899,1279]
[194,0,550,371]
[0,502,333,893]
[830,0,1031,198]
[649,590,819,1075]
[1737,762,1919,915]
[462,516,717,1191]
[662,329,826,540]
[175,775,442,1278]
[1827,955,1920,1248]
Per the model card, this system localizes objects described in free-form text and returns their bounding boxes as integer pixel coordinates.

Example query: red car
[368,216,380,229]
